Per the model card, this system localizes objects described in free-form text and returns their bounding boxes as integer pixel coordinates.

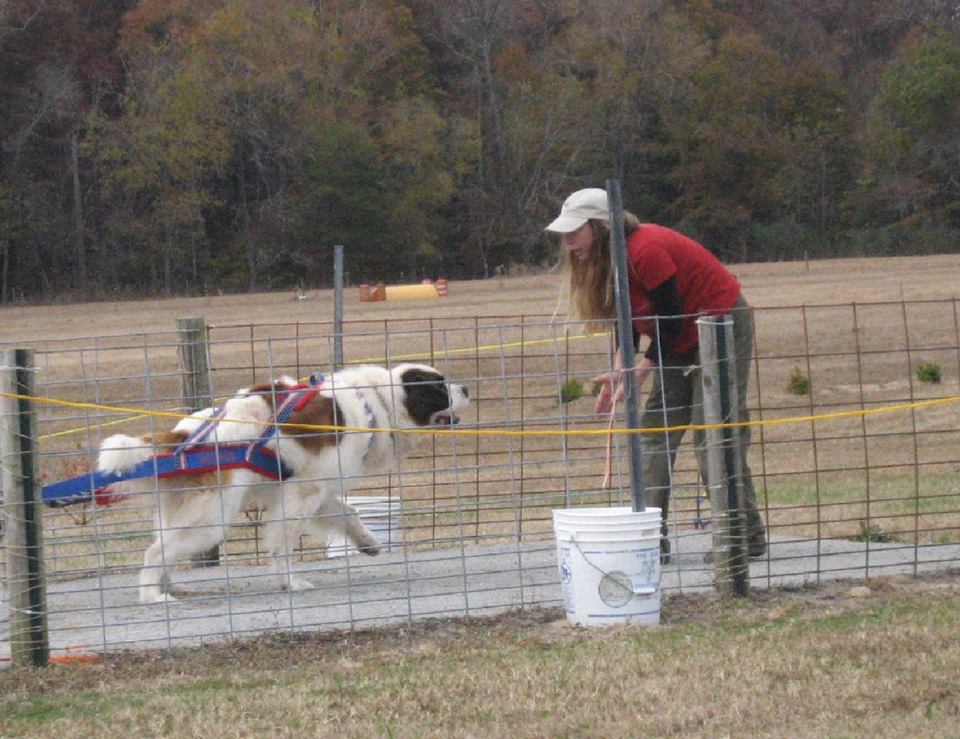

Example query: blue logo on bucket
[559,561,572,584]
[640,549,658,582]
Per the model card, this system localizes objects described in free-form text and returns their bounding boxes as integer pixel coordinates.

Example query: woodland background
[1,0,958,301]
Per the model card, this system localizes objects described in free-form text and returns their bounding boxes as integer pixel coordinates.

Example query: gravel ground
[4,532,959,663]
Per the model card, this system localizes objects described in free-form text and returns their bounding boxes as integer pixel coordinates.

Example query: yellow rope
[354,330,607,364]
[41,414,151,439]
[25,331,609,440]
[4,390,958,439]
[16,329,609,439]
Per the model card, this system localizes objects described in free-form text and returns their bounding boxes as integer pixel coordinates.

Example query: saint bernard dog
[98,363,469,603]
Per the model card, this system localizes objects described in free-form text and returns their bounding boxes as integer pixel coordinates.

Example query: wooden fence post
[697,317,749,597]
[177,316,213,410]
[2,349,49,666]
[176,317,219,567]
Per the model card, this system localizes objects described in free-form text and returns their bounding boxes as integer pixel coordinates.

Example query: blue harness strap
[42,444,290,507]
[172,406,229,466]
[43,465,156,507]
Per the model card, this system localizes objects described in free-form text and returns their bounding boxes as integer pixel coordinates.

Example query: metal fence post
[698,316,749,597]
[606,179,645,512]
[176,317,219,567]
[2,349,50,667]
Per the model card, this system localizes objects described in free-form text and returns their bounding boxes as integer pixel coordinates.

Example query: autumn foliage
[1,0,957,301]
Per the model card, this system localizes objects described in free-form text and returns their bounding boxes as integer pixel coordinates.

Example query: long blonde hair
[568,212,640,330]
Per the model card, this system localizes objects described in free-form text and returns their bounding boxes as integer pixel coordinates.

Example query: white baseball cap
[545,188,610,233]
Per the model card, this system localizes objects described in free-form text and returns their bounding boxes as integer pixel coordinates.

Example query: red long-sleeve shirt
[627,224,741,358]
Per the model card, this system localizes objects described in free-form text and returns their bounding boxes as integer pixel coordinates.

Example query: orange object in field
[360,279,448,302]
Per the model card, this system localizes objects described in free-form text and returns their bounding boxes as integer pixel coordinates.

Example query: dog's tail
[98,433,154,474]
[97,433,178,501]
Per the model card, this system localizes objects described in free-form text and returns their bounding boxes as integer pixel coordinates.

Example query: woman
[546,187,766,561]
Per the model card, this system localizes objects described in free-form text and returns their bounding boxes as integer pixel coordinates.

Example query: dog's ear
[400,368,450,425]
[400,367,444,386]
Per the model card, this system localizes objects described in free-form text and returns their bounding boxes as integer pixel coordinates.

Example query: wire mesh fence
[2,298,960,661]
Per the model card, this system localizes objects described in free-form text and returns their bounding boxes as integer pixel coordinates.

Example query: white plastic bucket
[325,496,402,557]
[553,506,662,627]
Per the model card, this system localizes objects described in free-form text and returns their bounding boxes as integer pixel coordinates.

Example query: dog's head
[388,363,469,427]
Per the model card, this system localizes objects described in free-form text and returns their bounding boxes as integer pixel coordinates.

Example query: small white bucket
[325,496,402,557]
[552,506,662,627]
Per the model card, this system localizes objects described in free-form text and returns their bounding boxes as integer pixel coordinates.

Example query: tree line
[1,0,958,302]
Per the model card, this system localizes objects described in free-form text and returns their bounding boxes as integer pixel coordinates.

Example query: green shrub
[788,365,811,395]
[916,362,942,384]
[559,377,583,404]
[850,521,899,543]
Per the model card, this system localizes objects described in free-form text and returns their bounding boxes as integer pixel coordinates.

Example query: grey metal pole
[606,179,645,512]
[333,244,344,370]
[2,349,49,667]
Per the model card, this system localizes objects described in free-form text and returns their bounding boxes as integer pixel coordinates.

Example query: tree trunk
[163,228,173,296]
[1,243,8,303]
[71,131,86,294]
[481,40,506,187]
[238,165,257,292]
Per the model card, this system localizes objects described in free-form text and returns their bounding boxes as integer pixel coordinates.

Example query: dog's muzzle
[430,411,461,426]
[432,384,469,426]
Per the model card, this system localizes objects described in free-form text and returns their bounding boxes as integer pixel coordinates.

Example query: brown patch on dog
[284,394,341,452]
[142,430,189,449]
[246,382,296,414]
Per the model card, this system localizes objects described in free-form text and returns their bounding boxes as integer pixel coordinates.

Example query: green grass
[763,472,960,542]
[765,472,959,512]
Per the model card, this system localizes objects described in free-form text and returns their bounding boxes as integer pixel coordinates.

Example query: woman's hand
[591,357,657,414]
[591,371,622,414]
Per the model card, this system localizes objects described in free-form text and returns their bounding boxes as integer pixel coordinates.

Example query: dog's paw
[352,528,382,557]
[140,591,177,605]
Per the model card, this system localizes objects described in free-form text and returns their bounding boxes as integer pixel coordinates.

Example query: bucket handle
[568,533,662,595]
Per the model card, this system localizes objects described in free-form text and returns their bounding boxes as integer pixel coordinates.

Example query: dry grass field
[3,253,960,340]
[11,253,960,557]
[2,254,960,735]
[1,575,959,737]
[4,253,960,551]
